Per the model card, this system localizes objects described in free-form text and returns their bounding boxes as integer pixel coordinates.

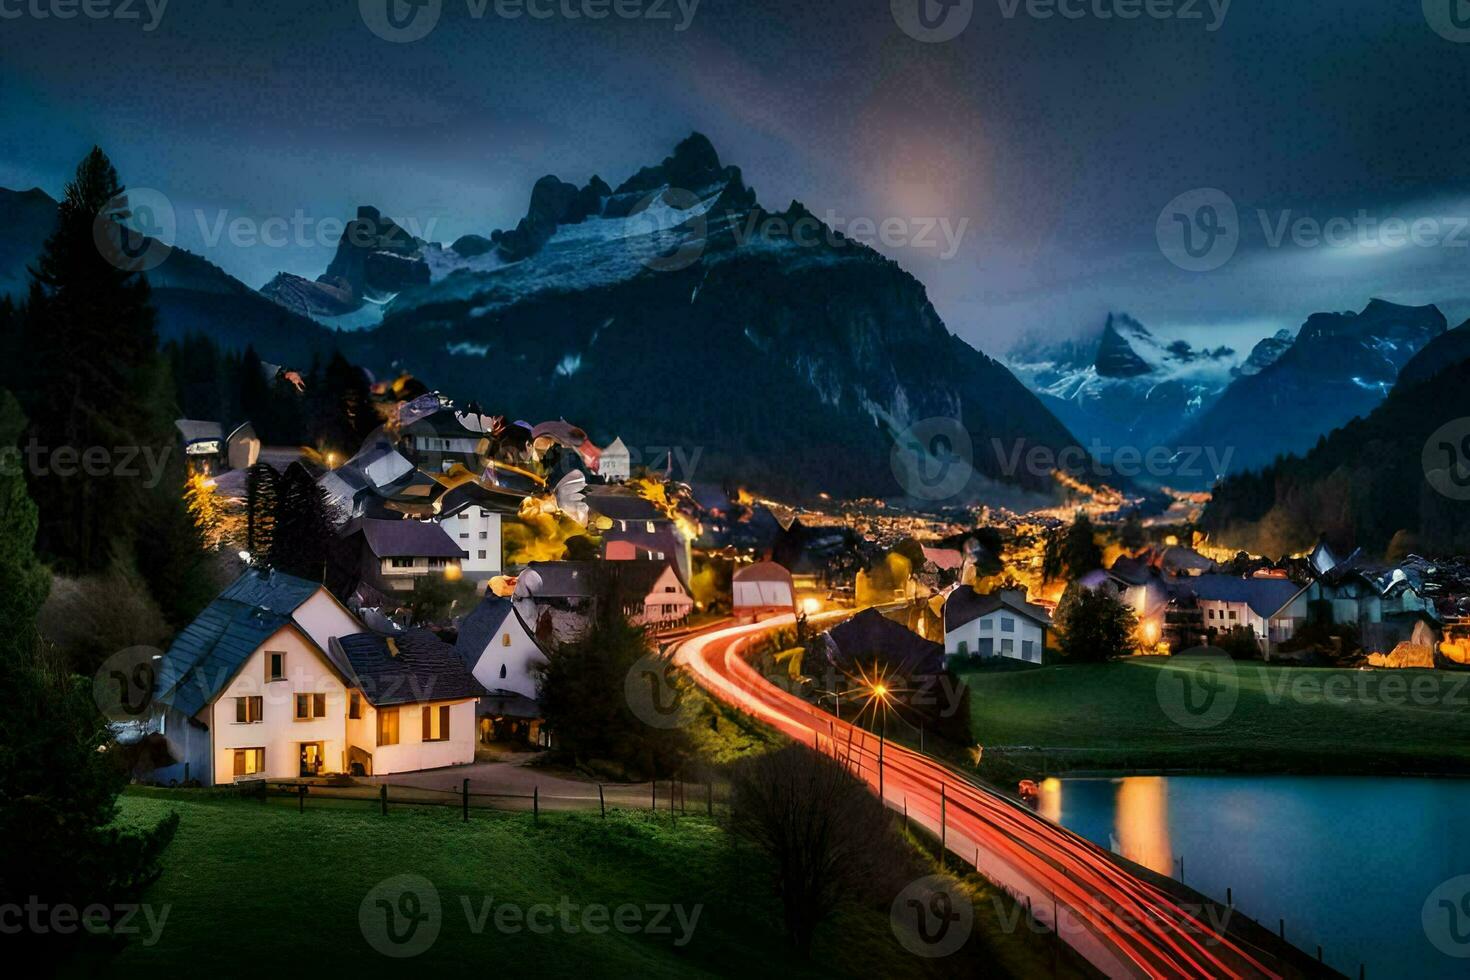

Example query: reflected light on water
[1038,777,1062,824]
[1113,777,1174,875]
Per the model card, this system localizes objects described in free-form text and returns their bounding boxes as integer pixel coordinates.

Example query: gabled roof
[944,585,1053,632]
[820,608,944,678]
[344,518,467,559]
[733,560,794,584]
[519,560,688,601]
[332,630,488,707]
[1184,574,1308,618]
[584,488,664,522]
[455,597,547,665]
[156,569,330,718]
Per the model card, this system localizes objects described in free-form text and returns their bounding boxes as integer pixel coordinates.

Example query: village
[130,361,1470,794]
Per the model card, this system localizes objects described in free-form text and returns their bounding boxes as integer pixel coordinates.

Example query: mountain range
[0,137,1088,505]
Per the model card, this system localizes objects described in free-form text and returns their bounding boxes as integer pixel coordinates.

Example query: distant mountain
[0,187,58,299]
[1170,299,1446,484]
[1232,329,1295,378]
[330,133,1088,502]
[0,187,341,365]
[1006,313,1239,458]
[1201,346,1470,557]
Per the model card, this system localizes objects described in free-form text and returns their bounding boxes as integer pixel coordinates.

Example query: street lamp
[871,682,889,802]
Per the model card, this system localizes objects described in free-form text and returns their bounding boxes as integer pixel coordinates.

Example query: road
[674,616,1288,980]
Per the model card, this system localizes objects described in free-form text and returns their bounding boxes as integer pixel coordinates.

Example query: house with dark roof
[336,517,468,595]
[1184,573,1311,658]
[328,631,487,775]
[943,586,1052,664]
[455,597,551,744]
[814,608,945,680]
[512,559,694,642]
[400,408,492,474]
[147,568,366,785]
[587,487,692,578]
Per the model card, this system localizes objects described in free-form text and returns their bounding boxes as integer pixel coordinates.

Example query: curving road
[674,616,1287,980]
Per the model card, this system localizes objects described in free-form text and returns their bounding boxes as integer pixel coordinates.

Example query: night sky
[4,0,1470,354]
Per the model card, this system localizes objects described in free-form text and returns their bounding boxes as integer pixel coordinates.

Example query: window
[422,704,451,742]
[501,633,512,647]
[295,692,327,721]
[479,532,488,539]
[478,551,487,560]
[458,512,469,520]
[460,533,469,540]
[391,557,414,569]
[349,692,362,720]
[266,651,286,681]
[1022,641,1036,661]
[1228,610,1238,621]
[978,638,994,657]
[429,558,449,570]
[646,522,656,533]
[1001,617,1016,633]
[499,664,507,679]
[1208,609,1216,620]
[980,618,993,631]
[377,707,400,746]
[235,696,263,724]
[957,640,968,656]
[1002,639,1015,654]
[233,748,265,777]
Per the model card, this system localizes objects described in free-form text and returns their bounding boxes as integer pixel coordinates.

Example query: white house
[147,569,482,785]
[1187,573,1311,658]
[599,437,631,482]
[444,504,505,580]
[732,561,796,623]
[513,560,694,643]
[455,597,551,743]
[943,586,1052,664]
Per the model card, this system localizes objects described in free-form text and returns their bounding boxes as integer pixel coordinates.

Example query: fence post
[651,780,656,813]
[706,781,713,817]
[599,784,606,819]
[380,784,387,816]
[533,785,539,824]
[298,784,306,814]
[940,783,947,864]
[462,778,469,823]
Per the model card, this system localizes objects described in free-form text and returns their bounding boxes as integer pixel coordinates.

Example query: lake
[1045,776,1470,980]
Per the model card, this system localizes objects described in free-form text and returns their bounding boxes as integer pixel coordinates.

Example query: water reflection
[1113,777,1173,875]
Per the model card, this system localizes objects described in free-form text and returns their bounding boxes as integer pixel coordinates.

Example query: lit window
[235,696,263,723]
[422,705,451,742]
[501,633,512,647]
[233,748,264,777]
[266,651,286,681]
[378,707,400,746]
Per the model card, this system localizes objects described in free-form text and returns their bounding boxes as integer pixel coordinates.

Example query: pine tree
[244,463,279,562]
[0,386,177,957]
[17,148,162,573]
[269,463,334,580]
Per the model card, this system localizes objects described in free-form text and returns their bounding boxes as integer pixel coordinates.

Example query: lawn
[959,657,1470,780]
[84,788,1089,979]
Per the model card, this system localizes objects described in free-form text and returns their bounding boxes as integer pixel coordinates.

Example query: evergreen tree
[1043,512,1104,582]
[18,148,163,573]
[244,463,279,561]
[268,463,335,579]
[1056,586,1137,662]
[0,386,177,957]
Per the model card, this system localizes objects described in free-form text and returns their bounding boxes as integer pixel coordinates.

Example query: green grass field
[959,657,1470,780]
[90,788,1091,979]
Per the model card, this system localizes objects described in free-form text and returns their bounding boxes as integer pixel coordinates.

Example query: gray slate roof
[944,586,1053,632]
[347,517,467,559]
[333,630,488,707]
[156,569,325,718]
[1184,574,1307,618]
